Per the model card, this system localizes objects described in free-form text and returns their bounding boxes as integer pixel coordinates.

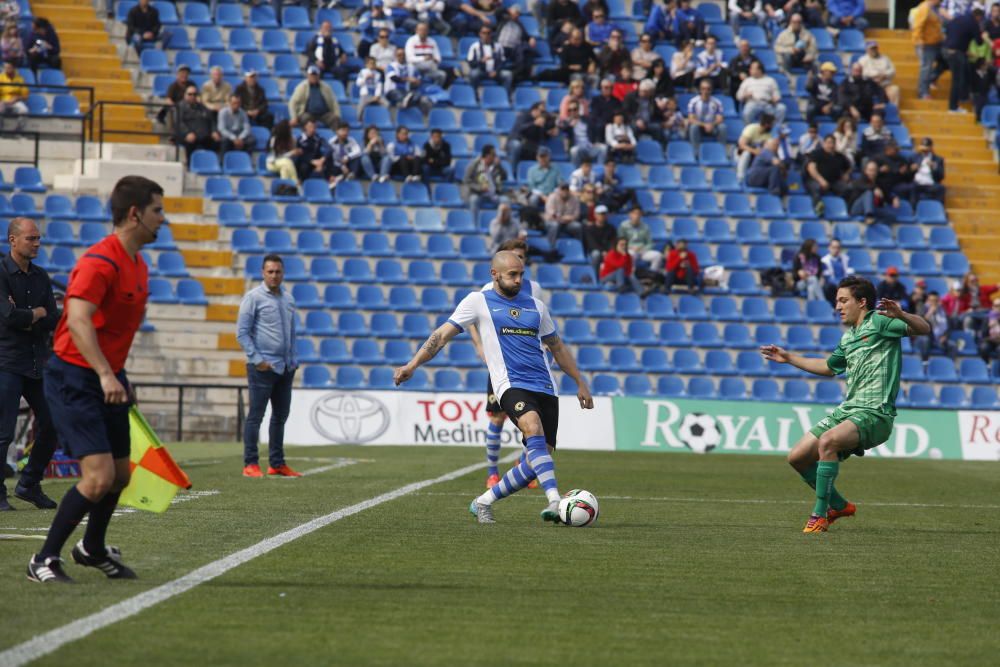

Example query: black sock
[83,491,121,557]
[38,486,95,560]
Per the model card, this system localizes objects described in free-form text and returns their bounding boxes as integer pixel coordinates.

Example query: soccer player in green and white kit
[760,276,930,533]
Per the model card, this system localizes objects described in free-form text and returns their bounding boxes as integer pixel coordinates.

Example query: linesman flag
[119,407,192,513]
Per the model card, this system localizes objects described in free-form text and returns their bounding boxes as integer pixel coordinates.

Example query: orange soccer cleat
[267,464,302,477]
[242,464,263,478]
[827,502,857,524]
[485,474,500,488]
[803,514,829,533]
[527,479,539,489]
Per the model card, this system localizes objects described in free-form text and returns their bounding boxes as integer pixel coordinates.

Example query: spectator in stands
[908,279,928,314]
[839,61,887,122]
[774,13,818,72]
[915,291,956,360]
[968,54,992,119]
[539,27,597,84]
[467,24,513,94]
[235,70,273,131]
[201,67,231,122]
[686,78,725,152]
[559,79,590,121]
[746,137,787,195]
[589,78,622,141]
[561,99,607,165]
[736,60,786,125]
[597,159,638,211]
[941,279,967,327]
[828,0,868,31]
[735,112,774,181]
[526,146,559,207]
[25,18,59,72]
[663,238,700,293]
[0,58,26,130]
[125,0,166,56]
[496,5,535,84]
[1,22,23,65]
[800,0,827,27]
[960,272,999,332]
[612,63,639,101]
[797,122,821,163]
[943,4,983,112]
[673,0,705,44]
[458,0,504,37]
[644,0,677,44]
[760,1,790,40]
[896,137,945,207]
[860,112,892,163]
[987,3,1000,40]
[509,101,558,168]
[570,158,598,193]
[605,110,637,163]
[585,7,616,46]
[385,47,433,115]
[464,144,508,224]
[877,266,910,311]
[360,125,386,180]
[218,94,256,156]
[728,39,759,100]
[977,297,1000,368]
[874,139,909,195]
[858,40,901,106]
[290,65,340,129]
[405,22,447,87]
[820,238,854,304]
[670,39,697,90]
[793,238,824,301]
[580,0,610,22]
[631,33,660,79]
[545,182,582,245]
[597,28,630,79]
[369,29,397,71]
[0,0,18,23]
[264,120,299,183]
[359,3,395,60]
[847,159,897,224]
[421,128,454,181]
[307,20,349,85]
[648,58,675,99]
[730,0,764,32]
[620,206,662,268]
[325,122,364,187]
[548,0,585,39]
[176,85,220,164]
[805,62,841,122]
[355,56,385,114]
[159,63,191,124]
[912,0,945,101]
[293,119,328,182]
[381,126,422,182]
[660,96,687,139]
[601,237,645,294]
[585,204,617,275]
[804,134,851,214]
[409,0,451,36]
[622,79,664,145]
[693,35,726,90]
[833,115,858,165]
[488,202,527,253]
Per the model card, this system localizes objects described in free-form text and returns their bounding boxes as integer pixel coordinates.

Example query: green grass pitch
[1,444,998,666]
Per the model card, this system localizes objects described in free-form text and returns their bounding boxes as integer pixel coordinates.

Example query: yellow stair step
[198,277,245,296]
[218,332,241,351]
[180,249,232,268]
[207,304,239,323]
[68,79,138,97]
[228,360,247,378]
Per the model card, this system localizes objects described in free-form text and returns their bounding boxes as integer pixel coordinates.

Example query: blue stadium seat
[656,376,684,397]
[366,180,399,205]
[691,193,722,216]
[310,257,340,282]
[786,325,817,351]
[577,347,609,372]
[303,366,332,388]
[623,375,653,396]
[728,270,763,295]
[450,83,478,108]
[820,196,849,221]
[384,339,414,365]
[592,375,622,396]
[431,369,464,392]
[837,29,866,53]
[723,323,754,349]
[348,207,378,230]
[740,25,768,49]
[563,319,596,344]
[783,380,812,403]
[636,139,665,165]
[343,258,375,283]
[904,384,936,408]
[420,287,451,311]
[971,387,1000,409]
[370,310,403,337]
[705,350,736,376]
[909,251,940,276]
[361,232,394,257]
[959,358,991,384]
[716,377,746,399]
[249,203,280,227]
[549,293,581,317]
[349,339,382,365]
[672,349,703,374]
[329,231,361,256]
[692,322,723,348]
[736,354,770,381]
[815,382,844,404]
[79,222,108,246]
[333,180,366,204]
[237,177,269,202]
[941,253,970,277]
[896,225,926,250]
[773,298,805,323]
[938,386,968,409]
[724,193,753,218]
[595,319,626,345]
[648,165,679,190]
[666,141,697,166]
[901,355,927,382]
[755,324,783,347]
[927,358,958,383]
[338,312,370,337]
[611,293,642,319]
[426,234,458,259]
[45,247,75,272]
[928,227,959,251]
[747,246,776,270]
[195,27,225,51]
[687,377,717,399]
[676,295,708,320]
[10,196,42,220]
[440,261,474,286]
[610,347,641,372]
[12,167,43,193]
[702,219,733,243]
[44,220,77,246]
[333,366,365,389]
[291,283,323,309]
[176,279,208,305]
[157,252,189,277]
[582,293,613,318]
[414,209,443,231]
[302,180,334,204]
[400,313,431,339]
[752,379,781,401]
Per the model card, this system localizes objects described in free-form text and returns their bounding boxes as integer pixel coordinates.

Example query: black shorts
[43,356,132,460]
[499,388,559,449]
[485,378,504,415]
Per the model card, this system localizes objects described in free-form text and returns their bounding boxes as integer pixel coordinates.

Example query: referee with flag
[27,176,164,583]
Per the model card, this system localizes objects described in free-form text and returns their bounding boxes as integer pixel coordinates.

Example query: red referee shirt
[53,234,148,373]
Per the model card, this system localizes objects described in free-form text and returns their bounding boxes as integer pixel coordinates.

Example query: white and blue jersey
[448,288,558,400]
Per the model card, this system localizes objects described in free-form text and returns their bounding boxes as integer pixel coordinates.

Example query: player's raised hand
[759,344,789,363]
[393,365,413,386]
[878,298,904,319]
[577,383,594,410]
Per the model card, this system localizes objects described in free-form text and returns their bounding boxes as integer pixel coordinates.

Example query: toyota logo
[310,392,390,444]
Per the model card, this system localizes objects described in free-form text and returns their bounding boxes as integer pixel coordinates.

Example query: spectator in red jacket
[960,272,999,331]
[941,280,968,329]
[664,238,700,293]
[600,237,644,294]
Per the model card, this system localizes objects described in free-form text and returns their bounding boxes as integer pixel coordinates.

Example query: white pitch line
[0,453,515,667]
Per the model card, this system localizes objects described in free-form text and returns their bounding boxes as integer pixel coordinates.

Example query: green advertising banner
[612,397,964,460]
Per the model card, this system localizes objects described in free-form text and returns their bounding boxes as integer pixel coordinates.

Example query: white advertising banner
[263,390,616,451]
[957,411,1000,461]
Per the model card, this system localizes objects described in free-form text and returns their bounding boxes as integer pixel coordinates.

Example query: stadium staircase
[869,28,1000,284]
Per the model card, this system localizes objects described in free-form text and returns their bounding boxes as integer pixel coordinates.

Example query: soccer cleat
[485,473,500,488]
[242,464,263,478]
[0,494,13,511]
[827,502,856,524]
[469,500,495,524]
[14,483,57,509]
[71,541,138,579]
[27,555,73,583]
[267,464,302,477]
[540,500,561,523]
[527,479,539,489]
[803,514,829,533]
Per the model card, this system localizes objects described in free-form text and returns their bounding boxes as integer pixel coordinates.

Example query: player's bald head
[492,250,523,273]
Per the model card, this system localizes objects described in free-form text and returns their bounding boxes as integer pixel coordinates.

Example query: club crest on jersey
[514,401,525,412]
[509,308,520,319]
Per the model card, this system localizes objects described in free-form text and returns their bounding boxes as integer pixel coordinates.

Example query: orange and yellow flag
[119,407,192,513]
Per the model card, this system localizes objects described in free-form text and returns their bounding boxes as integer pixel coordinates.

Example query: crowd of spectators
[1,0,61,131]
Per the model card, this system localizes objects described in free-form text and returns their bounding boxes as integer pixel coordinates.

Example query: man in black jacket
[895,137,945,207]
[175,85,220,164]
[0,218,60,511]
[305,20,349,85]
[421,128,454,181]
[506,101,557,170]
[589,78,623,144]
[294,119,329,181]
[546,0,585,39]
[942,5,983,112]
[125,0,168,55]
[234,70,274,130]
[837,61,886,122]
[584,205,617,276]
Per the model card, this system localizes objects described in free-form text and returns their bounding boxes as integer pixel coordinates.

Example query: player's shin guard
[82,491,120,557]
[485,422,502,477]
[477,460,536,505]
[38,485,95,559]
[799,462,848,511]
[524,435,560,503]
[812,461,840,516]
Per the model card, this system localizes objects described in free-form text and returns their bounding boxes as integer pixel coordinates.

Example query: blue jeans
[917,44,941,98]
[468,67,513,94]
[0,371,58,490]
[602,268,643,293]
[687,122,723,152]
[742,100,786,126]
[243,365,295,467]
[131,30,171,55]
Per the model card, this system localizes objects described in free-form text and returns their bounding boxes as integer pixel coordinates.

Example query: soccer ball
[678,412,722,454]
[558,489,599,527]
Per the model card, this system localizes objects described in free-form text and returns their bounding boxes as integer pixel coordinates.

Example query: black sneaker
[14,483,57,509]
[27,555,74,583]
[71,541,138,579]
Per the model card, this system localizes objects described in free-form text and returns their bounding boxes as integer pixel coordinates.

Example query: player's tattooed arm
[395,323,461,385]
[420,331,445,359]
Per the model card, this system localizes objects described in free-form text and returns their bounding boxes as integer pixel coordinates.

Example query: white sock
[476,490,494,505]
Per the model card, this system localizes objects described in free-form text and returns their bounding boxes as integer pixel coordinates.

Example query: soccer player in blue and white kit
[468,239,545,489]
[394,251,593,523]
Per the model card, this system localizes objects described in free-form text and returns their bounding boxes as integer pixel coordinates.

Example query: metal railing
[87,100,180,163]
[0,81,94,171]
[133,382,246,442]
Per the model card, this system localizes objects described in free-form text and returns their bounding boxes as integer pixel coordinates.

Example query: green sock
[812,461,839,516]
[801,462,847,511]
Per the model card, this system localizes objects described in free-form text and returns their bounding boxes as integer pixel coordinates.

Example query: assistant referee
[27,176,164,584]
